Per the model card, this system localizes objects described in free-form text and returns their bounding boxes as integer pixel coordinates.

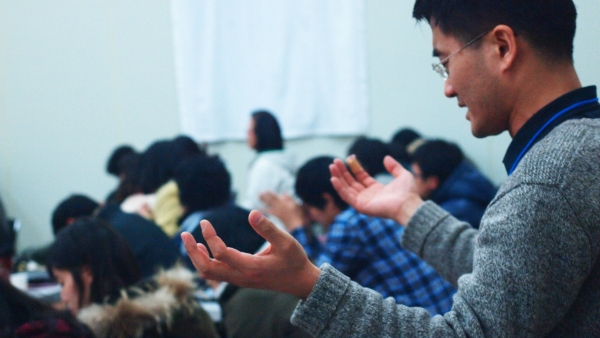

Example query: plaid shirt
[291,207,456,315]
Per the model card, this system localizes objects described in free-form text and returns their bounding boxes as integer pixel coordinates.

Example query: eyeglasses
[432,30,492,79]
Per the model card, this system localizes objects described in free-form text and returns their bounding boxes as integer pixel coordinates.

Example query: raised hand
[260,191,306,232]
[329,155,423,225]
[182,210,321,299]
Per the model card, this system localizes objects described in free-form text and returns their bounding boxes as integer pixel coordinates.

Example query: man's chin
[471,124,505,138]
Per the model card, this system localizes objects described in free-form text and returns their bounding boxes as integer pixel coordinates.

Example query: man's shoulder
[512,119,600,184]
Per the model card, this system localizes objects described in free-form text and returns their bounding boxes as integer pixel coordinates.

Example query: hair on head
[51,195,100,236]
[295,156,349,211]
[412,0,577,62]
[411,139,464,185]
[106,145,136,177]
[347,137,390,177]
[174,155,231,212]
[391,128,421,149]
[251,110,284,152]
[47,217,140,310]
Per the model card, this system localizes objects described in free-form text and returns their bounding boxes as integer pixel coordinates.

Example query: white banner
[171,0,369,142]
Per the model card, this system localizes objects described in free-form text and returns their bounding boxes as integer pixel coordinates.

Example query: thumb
[384,156,407,178]
[248,210,291,246]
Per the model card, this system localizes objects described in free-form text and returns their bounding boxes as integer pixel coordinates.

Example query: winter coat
[77,266,218,338]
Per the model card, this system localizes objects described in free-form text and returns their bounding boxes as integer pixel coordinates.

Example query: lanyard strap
[508,97,599,175]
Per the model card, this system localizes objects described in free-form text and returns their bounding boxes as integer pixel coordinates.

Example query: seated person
[121,135,205,237]
[411,140,497,229]
[0,194,13,278]
[104,144,137,204]
[390,127,422,152]
[46,217,218,338]
[38,193,180,279]
[260,156,455,315]
[96,204,179,278]
[242,110,296,229]
[0,278,93,337]
[15,194,100,267]
[348,136,395,183]
[222,288,311,338]
[173,155,265,269]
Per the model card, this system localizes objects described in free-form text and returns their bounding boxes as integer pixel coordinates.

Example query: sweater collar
[503,86,599,174]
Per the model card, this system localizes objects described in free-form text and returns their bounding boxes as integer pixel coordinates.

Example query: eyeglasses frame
[431,29,493,79]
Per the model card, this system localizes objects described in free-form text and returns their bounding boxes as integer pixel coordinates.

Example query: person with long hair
[0,278,94,338]
[47,217,218,337]
[242,110,296,224]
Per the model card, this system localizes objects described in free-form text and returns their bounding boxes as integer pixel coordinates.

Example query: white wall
[1,0,598,251]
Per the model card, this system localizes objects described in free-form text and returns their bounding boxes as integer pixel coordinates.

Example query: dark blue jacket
[430,162,497,229]
[97,204,179,278]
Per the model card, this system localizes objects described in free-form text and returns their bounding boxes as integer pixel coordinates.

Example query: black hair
[106,145,136,177]
[139,140,173,194]
[391,128,421,149]
[139,137,205,194]
[295,156,349,211]
[0,195,11,259]
[411,139,464,185]
[0,279,94,337]
[412,0,577,62]
[47,218,140,310]
[347,137,389,177]
[51,195,100,236]
[251,110,284,152]
[173,135,206,158]
[174,155,231,212]
[114,152,142,203]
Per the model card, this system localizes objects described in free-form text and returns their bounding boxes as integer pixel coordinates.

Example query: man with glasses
[182,0,600,336]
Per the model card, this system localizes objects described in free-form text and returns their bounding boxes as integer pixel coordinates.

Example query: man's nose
[444,79,457,98]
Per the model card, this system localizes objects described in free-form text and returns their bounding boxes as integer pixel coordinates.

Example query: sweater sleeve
[402,201,477,286]
[291,183,592,337]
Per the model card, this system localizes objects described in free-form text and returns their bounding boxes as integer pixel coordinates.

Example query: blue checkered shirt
[291,207,456,315]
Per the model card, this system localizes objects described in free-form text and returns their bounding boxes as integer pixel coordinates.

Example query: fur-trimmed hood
[77,266,217,338]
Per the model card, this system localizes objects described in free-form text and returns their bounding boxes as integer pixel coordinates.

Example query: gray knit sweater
[291,118,600,337]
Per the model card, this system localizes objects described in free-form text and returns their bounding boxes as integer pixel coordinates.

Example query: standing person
[242,110,296,223]
[180,0,600,336]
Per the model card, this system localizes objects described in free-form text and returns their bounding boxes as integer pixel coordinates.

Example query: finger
[200,220,256,271]
[383,155,408,177]
[198,243,209,256]
[331,176,358,205]
[345,154,364,173]
[332,159,370,193]
[181,232,212,273]
[200,220,228,256]
[248,210,293,248]
[345,155,378,186]
[329,162,359,202]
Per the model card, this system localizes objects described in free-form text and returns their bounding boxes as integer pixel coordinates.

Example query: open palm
[330,155,423,225]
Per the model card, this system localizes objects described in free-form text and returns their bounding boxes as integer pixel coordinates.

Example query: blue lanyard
[508,97,599,175]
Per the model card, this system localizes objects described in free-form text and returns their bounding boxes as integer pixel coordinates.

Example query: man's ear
[490,24,518,72]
